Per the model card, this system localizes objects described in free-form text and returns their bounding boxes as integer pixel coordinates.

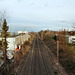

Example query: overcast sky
[0,0,75,32]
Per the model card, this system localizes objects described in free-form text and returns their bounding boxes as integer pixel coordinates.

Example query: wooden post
[57,40,59,66]
[56,40,60,74]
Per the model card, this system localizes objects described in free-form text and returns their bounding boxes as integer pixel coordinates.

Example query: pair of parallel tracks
[18,34,53,75]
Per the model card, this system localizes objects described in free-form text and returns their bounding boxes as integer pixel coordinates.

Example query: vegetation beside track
[39,30,75,75]
[8,32,35,75]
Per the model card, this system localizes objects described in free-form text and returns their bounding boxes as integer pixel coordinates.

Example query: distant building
[17,31,28,35]
[68,31,75,35]
[67,35,75,44]
[0,37,16,51]
[0,33,30,51]
[17,31,23,34]
[23,31,28,34]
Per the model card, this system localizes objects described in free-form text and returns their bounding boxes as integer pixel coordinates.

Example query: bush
[59,44,75,74]
[24,41,30,45]
[53,35,57,41]
[14,51,22,67]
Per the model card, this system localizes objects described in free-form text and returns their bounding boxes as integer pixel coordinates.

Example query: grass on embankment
[42,31,75,75]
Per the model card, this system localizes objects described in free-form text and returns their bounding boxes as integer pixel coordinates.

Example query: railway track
[37,36,54,75]
[17,34,55,75]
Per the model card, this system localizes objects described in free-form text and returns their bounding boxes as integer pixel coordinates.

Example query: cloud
[17,0,22,1]
[59,20,68,23]
[42,27,72,31]
[29,2,34,6]
[0,0,75,32]
[44,2,48,7]
[8,23,38,27]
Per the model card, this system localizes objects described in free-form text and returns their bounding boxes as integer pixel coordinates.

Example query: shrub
[53,35,57,41]
[24,41,30,45]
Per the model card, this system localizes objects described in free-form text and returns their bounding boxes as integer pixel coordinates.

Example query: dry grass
[21,45,30,56]
[42,30,75,75]
[43,32,54,41]
[59,44,75,74]
[14,42,31,67]
[14,51,22,67]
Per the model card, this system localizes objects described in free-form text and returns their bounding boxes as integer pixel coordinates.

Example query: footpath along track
[39,38,68,75]
[17,34,55,75]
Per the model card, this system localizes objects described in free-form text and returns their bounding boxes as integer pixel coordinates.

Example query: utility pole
[57,40,59,66]
[56,37,59,74]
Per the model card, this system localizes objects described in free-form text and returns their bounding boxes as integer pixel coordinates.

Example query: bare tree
[0,11,8,31]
